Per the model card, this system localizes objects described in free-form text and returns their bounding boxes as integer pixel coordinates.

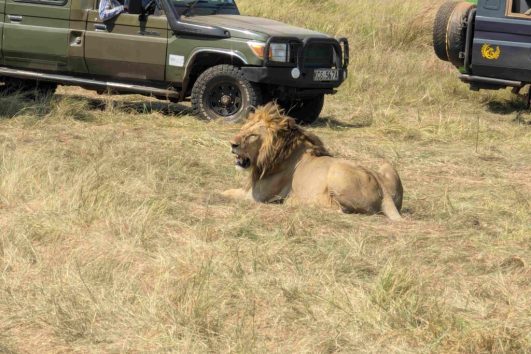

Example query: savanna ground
[1,0,530,352]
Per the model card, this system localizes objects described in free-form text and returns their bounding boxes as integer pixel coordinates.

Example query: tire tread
[191,64,261,122]
[433,1,460,62]
[279,94,324,125]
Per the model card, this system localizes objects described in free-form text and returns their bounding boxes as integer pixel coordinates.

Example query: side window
[95,0,164,17]
[507,0,531,16]
[95,0,126,10]
[13,0,68,5]
[128,0,164,16]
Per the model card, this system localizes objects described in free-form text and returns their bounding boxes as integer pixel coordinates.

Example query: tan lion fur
[223,103,404,220]
[251,103,331,182]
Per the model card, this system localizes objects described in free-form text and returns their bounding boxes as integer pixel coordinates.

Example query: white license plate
[313,69,339,82]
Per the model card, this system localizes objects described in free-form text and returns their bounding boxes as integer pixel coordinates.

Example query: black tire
[278,94,325,125]
[191,64,262,122]
[433,1,475,67]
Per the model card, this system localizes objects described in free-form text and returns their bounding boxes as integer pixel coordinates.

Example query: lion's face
[229,118,268,170]
[229,103,326,180]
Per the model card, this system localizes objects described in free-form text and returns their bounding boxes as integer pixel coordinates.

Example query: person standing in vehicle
[99,0,126,21]
[99,0,156,21]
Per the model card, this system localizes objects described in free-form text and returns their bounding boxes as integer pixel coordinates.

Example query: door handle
[94,24,107,32]
[8,15,23,23]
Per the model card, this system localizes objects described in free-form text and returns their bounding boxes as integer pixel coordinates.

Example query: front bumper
[242,36,349,92]
[241,66,347,89]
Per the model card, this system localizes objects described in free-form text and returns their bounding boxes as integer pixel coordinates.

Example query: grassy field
[1,0,530,352]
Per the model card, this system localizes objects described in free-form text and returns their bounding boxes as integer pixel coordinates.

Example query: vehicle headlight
[248,41,289,62]
[269,43,289,62]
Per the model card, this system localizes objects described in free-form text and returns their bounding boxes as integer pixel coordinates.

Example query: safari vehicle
[0,0,349,123]
[434,0,531,101]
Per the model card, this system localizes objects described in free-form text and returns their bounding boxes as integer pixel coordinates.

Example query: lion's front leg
[221,188,254,201]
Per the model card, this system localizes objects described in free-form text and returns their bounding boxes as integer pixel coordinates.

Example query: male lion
[222,103,404,221]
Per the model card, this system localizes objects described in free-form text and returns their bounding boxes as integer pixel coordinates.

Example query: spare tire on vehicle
[433,1,475,67]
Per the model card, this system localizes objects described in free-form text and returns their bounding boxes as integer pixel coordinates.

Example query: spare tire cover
[433,1,475,67]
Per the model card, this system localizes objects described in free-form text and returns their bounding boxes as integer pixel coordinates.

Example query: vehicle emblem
[481,44,501,60]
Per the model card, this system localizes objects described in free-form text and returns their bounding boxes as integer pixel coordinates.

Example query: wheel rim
[207,82,243,117]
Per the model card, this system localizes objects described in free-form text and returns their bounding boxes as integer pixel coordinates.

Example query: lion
[222,103,404,221]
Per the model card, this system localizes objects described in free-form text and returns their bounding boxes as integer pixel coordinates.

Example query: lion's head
[229,103,330,181]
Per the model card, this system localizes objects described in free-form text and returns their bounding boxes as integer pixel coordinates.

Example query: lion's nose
[231,142,239,149]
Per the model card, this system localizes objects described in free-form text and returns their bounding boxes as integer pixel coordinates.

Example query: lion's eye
[245,134,259,143]
[246,134,259,143]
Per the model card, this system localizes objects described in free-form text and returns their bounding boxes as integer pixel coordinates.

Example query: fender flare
[179,48,249,100]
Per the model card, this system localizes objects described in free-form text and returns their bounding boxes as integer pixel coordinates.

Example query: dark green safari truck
[434,0,531,103]
[0,0,349,123]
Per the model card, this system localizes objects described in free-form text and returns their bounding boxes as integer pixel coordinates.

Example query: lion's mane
[249,103,331,181]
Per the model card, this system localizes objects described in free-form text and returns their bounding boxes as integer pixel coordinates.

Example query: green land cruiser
[0,0,349,123]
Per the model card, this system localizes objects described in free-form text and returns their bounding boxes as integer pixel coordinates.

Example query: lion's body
[293,156,403,219]
[223,104,404,221]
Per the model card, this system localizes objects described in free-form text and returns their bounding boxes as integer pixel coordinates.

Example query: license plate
[313,69,339,82]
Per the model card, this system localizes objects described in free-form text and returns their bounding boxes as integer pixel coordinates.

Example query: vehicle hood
[183,15,331,41]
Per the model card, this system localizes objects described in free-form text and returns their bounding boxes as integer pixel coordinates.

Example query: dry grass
[1,0,530,352]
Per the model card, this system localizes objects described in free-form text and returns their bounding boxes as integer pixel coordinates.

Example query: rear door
[3,0,70,71]
[85,8,169,82]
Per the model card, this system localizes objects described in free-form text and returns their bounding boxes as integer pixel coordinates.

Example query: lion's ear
[287,117,298,130]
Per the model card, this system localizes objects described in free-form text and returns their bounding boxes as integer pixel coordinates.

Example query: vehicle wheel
[278,94,325,125]
[433,1,475,67]
[191,65,262,122]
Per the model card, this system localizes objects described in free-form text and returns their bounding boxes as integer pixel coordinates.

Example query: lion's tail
[374,167,402,221]
[375,162,403,221]
[381,194,402,221]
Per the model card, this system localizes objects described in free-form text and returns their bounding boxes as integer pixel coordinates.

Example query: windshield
[171,0,237,16]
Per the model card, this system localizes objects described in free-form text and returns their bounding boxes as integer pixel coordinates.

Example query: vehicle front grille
[286,42,301,65]
[303,43,335,69]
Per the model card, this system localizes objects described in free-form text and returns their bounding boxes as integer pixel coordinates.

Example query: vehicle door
[3,0,70,71]
[472,0,531,82]
[85,4,169,82]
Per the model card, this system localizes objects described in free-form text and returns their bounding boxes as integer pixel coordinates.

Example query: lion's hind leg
[327,163,382,215]
[377,162,404,211]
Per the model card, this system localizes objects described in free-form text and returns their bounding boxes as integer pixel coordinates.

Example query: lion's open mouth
[235,155,251,169]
